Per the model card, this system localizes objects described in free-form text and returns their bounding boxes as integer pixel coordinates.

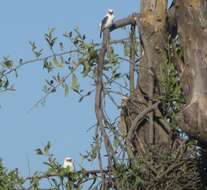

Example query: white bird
[100,9,114,38]
[63,157,74,172]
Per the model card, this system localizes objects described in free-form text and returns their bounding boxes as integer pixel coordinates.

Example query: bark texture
[173,0,207,143]
[135,0,169,145]
[136,0,207,145]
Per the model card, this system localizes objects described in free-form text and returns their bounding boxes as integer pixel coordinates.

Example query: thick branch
[95,28,117,164]
[110,13,139,32]
[129,24,136,96]
[95,14,140,163]
[127,101,161,143]
[25,169,109,181]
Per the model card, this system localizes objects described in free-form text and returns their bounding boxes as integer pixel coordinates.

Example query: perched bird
[63,157,74,172]
[100,9,114,38]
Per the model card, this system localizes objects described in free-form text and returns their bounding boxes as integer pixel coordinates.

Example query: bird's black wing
[100,16,108,38]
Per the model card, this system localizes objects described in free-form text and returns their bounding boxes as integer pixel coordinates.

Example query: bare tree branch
[129,24,136,96]
[127,101,161,143]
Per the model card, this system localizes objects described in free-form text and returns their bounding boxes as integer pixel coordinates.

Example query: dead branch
[127,101,161,143]
[129,24,136,96]
[110,13,139,32]
[25,169,109,181]
[95,13,140,166]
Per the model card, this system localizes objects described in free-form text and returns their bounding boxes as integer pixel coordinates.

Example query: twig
[0,37,133,80]
[0,49,79,80]
[27,70,74,113]
[103,73,129,91]
[95,27,117,165]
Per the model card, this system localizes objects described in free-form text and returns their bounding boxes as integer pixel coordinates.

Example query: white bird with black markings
[100,9,114,38]
[63,157,74,172]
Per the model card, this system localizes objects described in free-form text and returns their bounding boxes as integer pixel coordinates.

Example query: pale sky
[0,0,138,176]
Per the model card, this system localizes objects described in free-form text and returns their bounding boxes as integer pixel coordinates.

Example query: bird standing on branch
[63,157,75,190]
[63,157,74,172]
[100,9,114,38]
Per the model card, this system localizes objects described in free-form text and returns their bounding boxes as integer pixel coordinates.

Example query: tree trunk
[135,0,170,145]
[135,0,207,146]
[173,0,207,144]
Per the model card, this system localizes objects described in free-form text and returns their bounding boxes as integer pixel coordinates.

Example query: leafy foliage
[158,42,185,127]
[114,162,143,189]
[0,160,24,190]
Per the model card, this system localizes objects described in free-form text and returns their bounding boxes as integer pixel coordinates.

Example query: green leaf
[64,83,69,96]
[60,56,64,65]
[59,42,64,51]
[52,57,64,68]
[76,186,81,190]
[43,59,53,72]
[14,69,18,78]
[35,148,43,155]
[29,41,43,58]
[112,73,122,80]
[3,57,13,68]
[124,41,129,57]
[71,73,79,92]
[44,141,51,154]
[4,79,9,88]
[43,161,53,168]
[82,61,90,77]
[113,137,119,148]
[29,41,37,51]
[45,28,57,49]
[34,49,43,58]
